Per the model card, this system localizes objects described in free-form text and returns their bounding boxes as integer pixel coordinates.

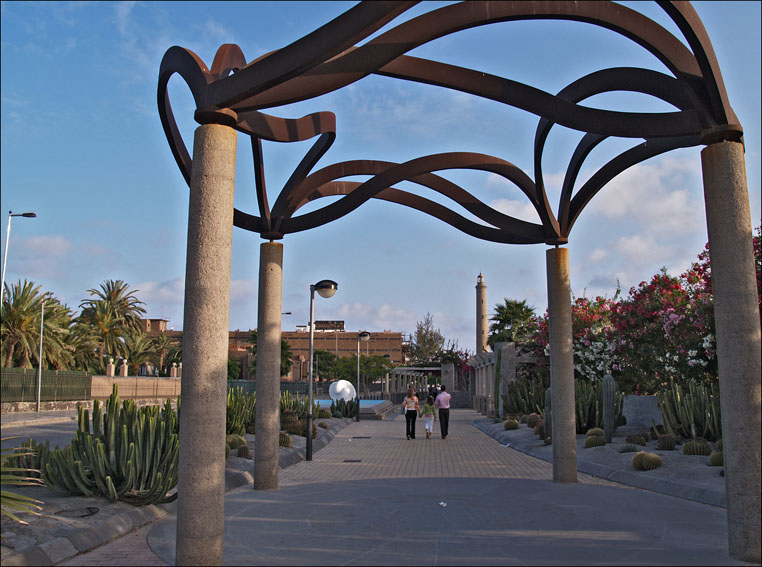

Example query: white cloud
[587,248,608,263]
[490,198,540,222]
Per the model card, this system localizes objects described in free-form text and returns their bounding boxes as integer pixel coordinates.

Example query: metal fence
[1,368,92,402]
[227,380,308,395]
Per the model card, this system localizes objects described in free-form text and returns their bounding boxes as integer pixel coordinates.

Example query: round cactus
[225,443,231,459]
[683,438,712,456]
[332,411,343,419]
[656,434,677,451]
[709,451,724,467]
[586,427,604,438]
[226,434,246,450]
[632,451,647,469]
[534,420,546,438]
[625,434,647,446]
[715,438,723,452]
[618,444,639,453]
[237,445,251,459]
[519,414,528,424]
[640,452,663,471]
[318,421,329,429]
[278,431,292,448]
[526,413,540,428]
[585,435,606,448]
[504,419,519,430]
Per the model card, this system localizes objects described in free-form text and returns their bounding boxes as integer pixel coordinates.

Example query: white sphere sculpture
[329,380,356,402]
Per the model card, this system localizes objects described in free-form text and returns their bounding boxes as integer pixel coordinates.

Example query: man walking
[434,384,451,439]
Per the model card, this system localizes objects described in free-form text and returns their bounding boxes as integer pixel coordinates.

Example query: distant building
[140,318,403,381]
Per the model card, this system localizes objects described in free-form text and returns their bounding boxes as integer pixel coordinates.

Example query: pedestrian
[434,384,451,439]
[422,395,437,439]
[403,388,420,440]
[428,383,437,399]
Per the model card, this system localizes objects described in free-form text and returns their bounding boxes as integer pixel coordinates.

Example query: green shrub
[503,419,519,430]
[584,436,606,448]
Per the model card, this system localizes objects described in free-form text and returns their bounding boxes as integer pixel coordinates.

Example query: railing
[1,368,92,402]
[226,380,308,395]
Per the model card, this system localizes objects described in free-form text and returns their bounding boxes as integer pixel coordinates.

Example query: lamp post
[356,331,370,421]
[1,210,37,314]
[307,280,338,461]
[36,300,45,412]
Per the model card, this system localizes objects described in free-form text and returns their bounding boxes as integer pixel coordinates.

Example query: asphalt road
[2,421,79,452]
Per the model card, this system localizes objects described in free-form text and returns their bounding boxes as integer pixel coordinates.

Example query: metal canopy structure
[158,0,741,245]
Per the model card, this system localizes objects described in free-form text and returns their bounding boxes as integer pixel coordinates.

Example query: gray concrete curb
[2,417,78,429]
[471,418,727,508]
[2,417,353,566]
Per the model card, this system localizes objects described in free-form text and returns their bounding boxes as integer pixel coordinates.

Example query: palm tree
[151,331,176,375]
[488,298,536,348]
[248,330,294,377]
[1,280,72,369]
[122,331,158,375]
[78,280,146,364]
[67,319,101,373]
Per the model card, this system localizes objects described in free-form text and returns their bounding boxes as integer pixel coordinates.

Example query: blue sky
[1,1,760,354]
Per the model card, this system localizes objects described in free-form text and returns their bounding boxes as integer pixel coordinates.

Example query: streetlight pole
[36,300,45,412]
[307,280,338,461]
[356,331,370,421]
[1,210,37,314]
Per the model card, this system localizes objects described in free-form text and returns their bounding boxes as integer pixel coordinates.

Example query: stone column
[546,246,577,483]
[176,123,236,566]
[119,359,128,377]
[106,358,115,378]
[255,241,283,490]
[701,141,761,563]
[476,274,489,353]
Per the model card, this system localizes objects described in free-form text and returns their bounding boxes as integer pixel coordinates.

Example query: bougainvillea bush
[522,226,760,394]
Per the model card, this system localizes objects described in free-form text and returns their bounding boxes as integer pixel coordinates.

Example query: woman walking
[403,388,420,440]
[422,396,437,439]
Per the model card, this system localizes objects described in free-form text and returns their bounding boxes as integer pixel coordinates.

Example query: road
[2,421,79,452]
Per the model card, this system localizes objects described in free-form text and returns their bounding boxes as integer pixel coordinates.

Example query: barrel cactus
[619,444,639,453]
[625,434,647,446]
[584,435,606,448]
[586,427,604,438]
[225,443,231,459]
[504,419,519,430]
[656,434,677,451]
[280,410,299,431]
[715,438,723,452]
[236,445,251,459]
[519,414,528,424]
[683,439,712,456]
[318,421,329,429]
[633,452,663,471]
[278,432,292,448]
[526,413,540,428]
[709,451,724,467]
[534,421,546,438]
[602,374,616,442]
[225,434,246,450]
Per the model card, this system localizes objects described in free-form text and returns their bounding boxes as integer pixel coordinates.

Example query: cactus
[42,384,179,506]
[715,438,723,452]
[236,445,251,459]
[519,414,528,424]
[534,421,545,438]
[225,443,231,459]
[318,421,329,429]
[225,434,246,450]
[504,419,519,430]
[300,420,318,439]
[280,409,299,431]
[709,451,723,467]
[226,387,256,436]
[4,439,55,479]
[526,413,540,429]
[625,434,647,446]
[656,435,677,451]
[317,409,332,419]
[544,387,552,441]
[584,435,606,448]
[619,444,639,453]
[633,452,663,471]
[586,427,604,438]
[602,374,616,442]
[332,412,343,419]
[657,379,721,441]
[278,432,292,448]
[682,438,712,456]
[503,375,548,416]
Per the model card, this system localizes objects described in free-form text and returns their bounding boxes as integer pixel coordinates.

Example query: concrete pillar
[106,358,115,378]
[255,241,283,490]
[175,123,236,566]
[170,363,177,378]
[441,362,455,393]
[476,274,489,353]
[546,246,577,483]
[119,359,128,377]
[701,141,761,563]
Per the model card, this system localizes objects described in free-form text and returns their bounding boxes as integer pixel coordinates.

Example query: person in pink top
[434,384,451,439]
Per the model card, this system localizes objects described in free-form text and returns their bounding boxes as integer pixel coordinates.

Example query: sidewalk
[1,410,79,429]
[67,409,746,566]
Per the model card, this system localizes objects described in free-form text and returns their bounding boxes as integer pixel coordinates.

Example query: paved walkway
[56,410,746,566]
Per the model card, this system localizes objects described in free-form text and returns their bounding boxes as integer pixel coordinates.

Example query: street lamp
[356,331,370,422]
[1,210,37,314]
[307,279,338,461]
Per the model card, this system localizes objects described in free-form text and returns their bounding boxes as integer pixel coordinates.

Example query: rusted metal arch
[157,1,742,246]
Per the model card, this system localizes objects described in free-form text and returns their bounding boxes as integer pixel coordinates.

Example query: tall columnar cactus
[657,379,721,441]
[602,374,616,443]
[42,384,179,506]
[544,387,552,441]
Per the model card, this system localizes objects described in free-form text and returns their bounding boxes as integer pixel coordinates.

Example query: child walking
[422,396,437,439]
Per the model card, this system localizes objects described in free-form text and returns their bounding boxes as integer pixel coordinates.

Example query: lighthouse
[476,273,489,353]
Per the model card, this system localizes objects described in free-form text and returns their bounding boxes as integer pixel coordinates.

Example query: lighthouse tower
[476,274,489,353]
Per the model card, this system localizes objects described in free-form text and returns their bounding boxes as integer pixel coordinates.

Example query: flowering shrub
[518,226,760,394]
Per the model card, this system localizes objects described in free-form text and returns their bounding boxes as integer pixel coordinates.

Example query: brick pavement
[58,409,613,565]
